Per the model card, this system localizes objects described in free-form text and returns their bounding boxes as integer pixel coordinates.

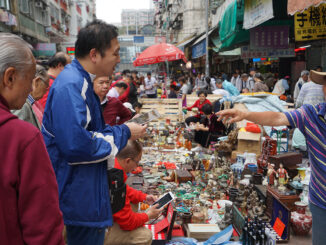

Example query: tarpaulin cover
[218,0,249,52]
[288,0,326,15]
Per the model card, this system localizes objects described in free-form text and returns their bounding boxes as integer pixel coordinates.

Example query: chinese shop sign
[250,26,289,49]
[295,3,326,41]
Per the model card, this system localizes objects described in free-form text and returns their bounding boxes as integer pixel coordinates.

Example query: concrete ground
[288,230,312,245]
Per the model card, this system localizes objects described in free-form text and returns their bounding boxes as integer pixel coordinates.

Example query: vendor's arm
[216,109,290,126]
[187,100,199,111]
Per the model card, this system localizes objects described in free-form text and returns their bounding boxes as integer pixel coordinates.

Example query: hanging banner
[243,0,274,29]
[295,3,326,41]
[250,26,289,49]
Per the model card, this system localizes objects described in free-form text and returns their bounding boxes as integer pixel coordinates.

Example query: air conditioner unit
[35,1,43,8]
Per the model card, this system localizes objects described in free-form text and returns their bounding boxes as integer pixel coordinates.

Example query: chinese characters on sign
[241,45,295,59]
[295,3,326,41]
[250,26,289,49]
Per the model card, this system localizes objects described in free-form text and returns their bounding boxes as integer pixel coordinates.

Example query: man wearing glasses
[105,140,162,245]
[12,64,49,130]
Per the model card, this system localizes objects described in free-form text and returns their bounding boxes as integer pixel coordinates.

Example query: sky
[96,0,151,24]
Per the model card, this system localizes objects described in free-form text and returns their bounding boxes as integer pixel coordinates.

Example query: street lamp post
[205,0,210,77]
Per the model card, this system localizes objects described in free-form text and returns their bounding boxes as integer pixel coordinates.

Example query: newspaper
[129,109,161,125]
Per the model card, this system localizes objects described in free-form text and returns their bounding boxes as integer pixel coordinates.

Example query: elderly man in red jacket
[105,140,162,245]
[0,33,64,244]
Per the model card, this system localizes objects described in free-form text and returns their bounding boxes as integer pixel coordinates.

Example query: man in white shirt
[107,82,128,98]
[293,70,309,103]
[144,72,157,98]
[241,73,255,92]
[231,71,242,92]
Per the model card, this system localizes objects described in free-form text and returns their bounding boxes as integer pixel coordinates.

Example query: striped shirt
[284,103,326,209]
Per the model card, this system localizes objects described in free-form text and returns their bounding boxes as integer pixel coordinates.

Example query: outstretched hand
[125,122,147,140]
[215,109,246,124]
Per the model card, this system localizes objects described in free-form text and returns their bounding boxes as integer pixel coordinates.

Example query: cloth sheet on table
[232,95,287,136]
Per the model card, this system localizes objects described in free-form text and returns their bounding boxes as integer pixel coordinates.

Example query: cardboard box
[185,224,220,240]
[237,131,261,155]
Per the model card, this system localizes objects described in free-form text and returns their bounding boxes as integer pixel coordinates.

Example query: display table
[266,186,300,218]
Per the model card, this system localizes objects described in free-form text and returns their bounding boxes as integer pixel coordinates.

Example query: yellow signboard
[295,3,326,41]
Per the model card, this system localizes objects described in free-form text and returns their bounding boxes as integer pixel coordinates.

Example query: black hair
[133,102,142,109]
[147,72,151,76]
[170,84,177,90]
[114,82,128,89]
[202,103,212,115]
[131,70,138,74]
[205,76,211,83]
[122,69,131,75]
[197,90,207,97]
[315,66,322,70]
[48,52,68,68]
[178,77,186,83]
[75,19,118,58]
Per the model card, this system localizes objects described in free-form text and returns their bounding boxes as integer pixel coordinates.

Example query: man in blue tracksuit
[42,20,146,245]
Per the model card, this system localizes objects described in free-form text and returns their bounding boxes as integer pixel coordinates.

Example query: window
[19,0,29,14]
[0,0,10,11]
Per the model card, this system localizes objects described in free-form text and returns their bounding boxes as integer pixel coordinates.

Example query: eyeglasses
[131,158,140,166]
[38,76,49,88]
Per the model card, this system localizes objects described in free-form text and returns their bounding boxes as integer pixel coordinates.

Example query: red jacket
[113,159,148,230]
[110,79,130,103]
[102,97,132,126]
[187,99,211,118]
[39,75,56,109]
[0,95,64,245]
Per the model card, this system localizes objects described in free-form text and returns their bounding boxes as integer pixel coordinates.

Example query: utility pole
[205,0,210,77]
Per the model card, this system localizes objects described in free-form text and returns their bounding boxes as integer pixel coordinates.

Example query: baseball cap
[123,102,135,112]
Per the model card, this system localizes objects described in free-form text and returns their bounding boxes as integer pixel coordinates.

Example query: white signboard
[243,0,274,30]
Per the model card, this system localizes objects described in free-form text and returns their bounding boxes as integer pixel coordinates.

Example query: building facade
[121,9,155,35]
[0,0,95,58]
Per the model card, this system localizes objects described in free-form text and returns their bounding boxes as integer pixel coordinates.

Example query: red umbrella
[133,43,187,67]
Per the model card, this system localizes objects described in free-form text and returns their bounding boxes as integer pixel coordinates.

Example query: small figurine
[277,163,289,186]
[267,163,277,186]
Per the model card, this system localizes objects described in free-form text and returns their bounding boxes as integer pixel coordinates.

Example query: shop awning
[288,0,326,15]
[218,0,249,52]
[192,28,216,46]
[176,35,197,50]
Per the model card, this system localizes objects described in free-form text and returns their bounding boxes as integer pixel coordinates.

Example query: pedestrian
[253,73,269,92]
[231,70,242,92]
[0,32,64,245]
[272,76,290,95]
[107,82,128,98]
[42,20,146,245]
[240,73,255,93]
[12,64,49,129]
[293,70,309,103]
[39,52,71,109]
[296,80,325,108]
[216,69,326,245]
[144,72,157,98]
[93,76,132,126]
